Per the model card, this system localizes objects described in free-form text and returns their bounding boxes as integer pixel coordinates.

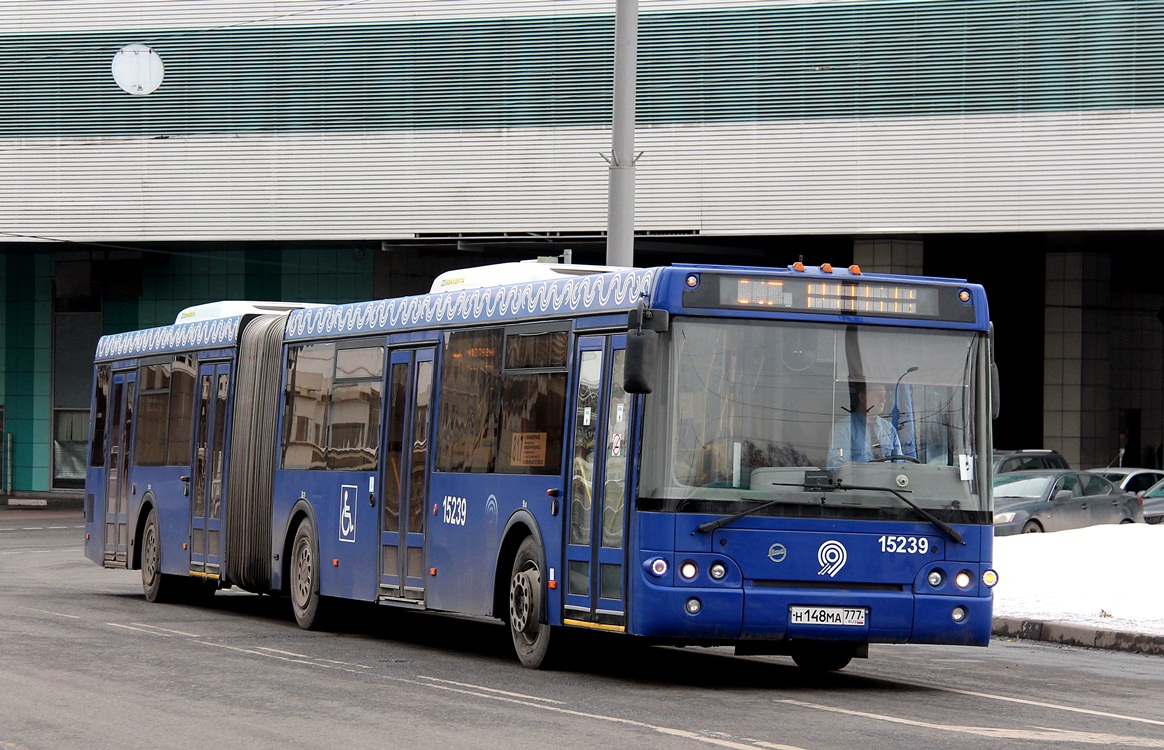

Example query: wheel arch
[130,492,159,571]
[279,498,318,594]
[492,510,546,622]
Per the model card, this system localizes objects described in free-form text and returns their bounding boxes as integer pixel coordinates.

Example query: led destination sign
[683,273,975,322]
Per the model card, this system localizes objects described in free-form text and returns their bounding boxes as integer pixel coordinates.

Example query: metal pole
[606,0,637,267]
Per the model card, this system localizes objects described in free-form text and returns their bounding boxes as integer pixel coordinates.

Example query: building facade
[1,0,1162,496]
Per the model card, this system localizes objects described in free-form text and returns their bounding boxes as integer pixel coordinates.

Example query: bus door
[190,362,231,579]
[103,371,136,566]
[379,347,434,601]
[564,335,631,630]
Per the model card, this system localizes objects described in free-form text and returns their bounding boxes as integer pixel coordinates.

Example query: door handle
[180,475,190,497]
[369,492,375,507]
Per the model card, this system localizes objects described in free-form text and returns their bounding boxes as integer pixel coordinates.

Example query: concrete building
[1,0,1162,499]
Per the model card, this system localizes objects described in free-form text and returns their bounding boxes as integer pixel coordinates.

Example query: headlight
[679,561,698,580]
[709,562,727,580]
[927,570,943,587]
[955,571,972,589]
[995,512,1016,524]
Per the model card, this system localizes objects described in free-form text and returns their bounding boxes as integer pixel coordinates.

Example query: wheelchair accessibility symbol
[339,484,358,543]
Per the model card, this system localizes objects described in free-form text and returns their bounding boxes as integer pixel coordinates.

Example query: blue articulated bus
[84,260,999,671]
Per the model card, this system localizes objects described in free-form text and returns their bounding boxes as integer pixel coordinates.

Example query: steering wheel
[871,454,921,464]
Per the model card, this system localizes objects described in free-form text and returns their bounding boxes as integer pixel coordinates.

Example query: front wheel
[1021,521,1043,533]
[290,518,325,629]
[508,536,557,669]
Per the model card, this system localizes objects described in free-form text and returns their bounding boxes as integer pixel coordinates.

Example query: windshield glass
[639,319,989,515]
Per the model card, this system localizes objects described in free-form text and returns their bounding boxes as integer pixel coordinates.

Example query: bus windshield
[639,318,988,514]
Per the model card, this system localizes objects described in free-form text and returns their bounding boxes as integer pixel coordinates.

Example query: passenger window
[1082,474,1111,496]
[1053,475,1080,497]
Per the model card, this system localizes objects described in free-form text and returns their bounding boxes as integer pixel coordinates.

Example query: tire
[508,536,556,669]
[290,518,324,629]
[141,507,165,603]
[789,642,856,672]
[1021,521,1043,534]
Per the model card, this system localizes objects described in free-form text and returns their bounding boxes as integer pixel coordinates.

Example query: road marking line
[107,622,170,636]
[417,676,566,704]
[131,623,201,637]
[775,699,1164,746]
[20,607,80,619]
[189,638,800,749]
[253,647,370,668]
[888,679,1164,727]
[411,678,800,749]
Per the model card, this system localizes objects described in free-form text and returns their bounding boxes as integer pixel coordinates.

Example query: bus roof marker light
[685,274,699,288]
[792,261,805,272]
[959,289,972,304]
[820,263,834,273]
[849,265,862,275]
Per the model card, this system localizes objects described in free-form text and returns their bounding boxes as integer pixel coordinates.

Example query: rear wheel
[508,536,556,669]
[789,642,856,672]
[1021,521,1043,533]
[290,518,324,629]
[141,508,166,602]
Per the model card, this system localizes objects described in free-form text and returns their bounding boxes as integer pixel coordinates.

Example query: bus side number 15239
[442,495,467,526]
[878,535,929,554]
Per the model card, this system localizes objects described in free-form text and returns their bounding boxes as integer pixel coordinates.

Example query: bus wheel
[789,643,856,672]
[508,536,555,669]
[290,518,323,629]
[141,508,166,603]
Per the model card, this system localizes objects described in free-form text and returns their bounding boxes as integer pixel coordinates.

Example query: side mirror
[1052,489,1074,503]
[624,304,669,394]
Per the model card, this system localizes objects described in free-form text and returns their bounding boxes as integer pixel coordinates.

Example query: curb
[3,495,84,510]
[993,617,1164,657]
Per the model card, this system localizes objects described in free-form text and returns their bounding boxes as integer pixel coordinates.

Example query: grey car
[1138,478,1164,525]
[993,469,1144,535]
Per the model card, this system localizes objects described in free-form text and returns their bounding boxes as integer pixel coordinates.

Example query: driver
[828,382,902,468]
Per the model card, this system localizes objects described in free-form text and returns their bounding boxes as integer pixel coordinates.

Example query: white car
[1087,467,1164,495]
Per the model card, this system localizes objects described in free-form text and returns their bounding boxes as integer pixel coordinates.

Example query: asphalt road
[3,508,1163,750]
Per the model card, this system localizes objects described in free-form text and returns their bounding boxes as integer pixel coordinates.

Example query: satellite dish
[112,44,164,96]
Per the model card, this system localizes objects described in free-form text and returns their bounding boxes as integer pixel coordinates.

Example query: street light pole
[606,0,637,267]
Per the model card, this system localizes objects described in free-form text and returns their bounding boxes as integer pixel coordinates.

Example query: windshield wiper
[693,473,964,545]
[832,479,963,544]
[695,499,782,535]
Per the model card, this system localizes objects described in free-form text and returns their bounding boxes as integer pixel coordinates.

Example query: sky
[991,523,1164,638]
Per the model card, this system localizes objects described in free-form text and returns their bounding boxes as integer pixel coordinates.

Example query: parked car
[1137,478,1164,525]
[1086,466,1164,495]
[992,448,1070,474]
[993,469,1143,535]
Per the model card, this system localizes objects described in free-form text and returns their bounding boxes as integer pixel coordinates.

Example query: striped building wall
[1,0,1162,243]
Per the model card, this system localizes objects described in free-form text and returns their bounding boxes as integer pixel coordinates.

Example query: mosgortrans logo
[817,540,847,577]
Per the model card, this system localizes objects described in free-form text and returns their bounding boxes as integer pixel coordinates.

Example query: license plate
[789,605,866,626]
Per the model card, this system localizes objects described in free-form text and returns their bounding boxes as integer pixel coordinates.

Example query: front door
[103,371,135,566]
[379,347,434,601]
[564,335,631,630]
[190,362,230,578]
